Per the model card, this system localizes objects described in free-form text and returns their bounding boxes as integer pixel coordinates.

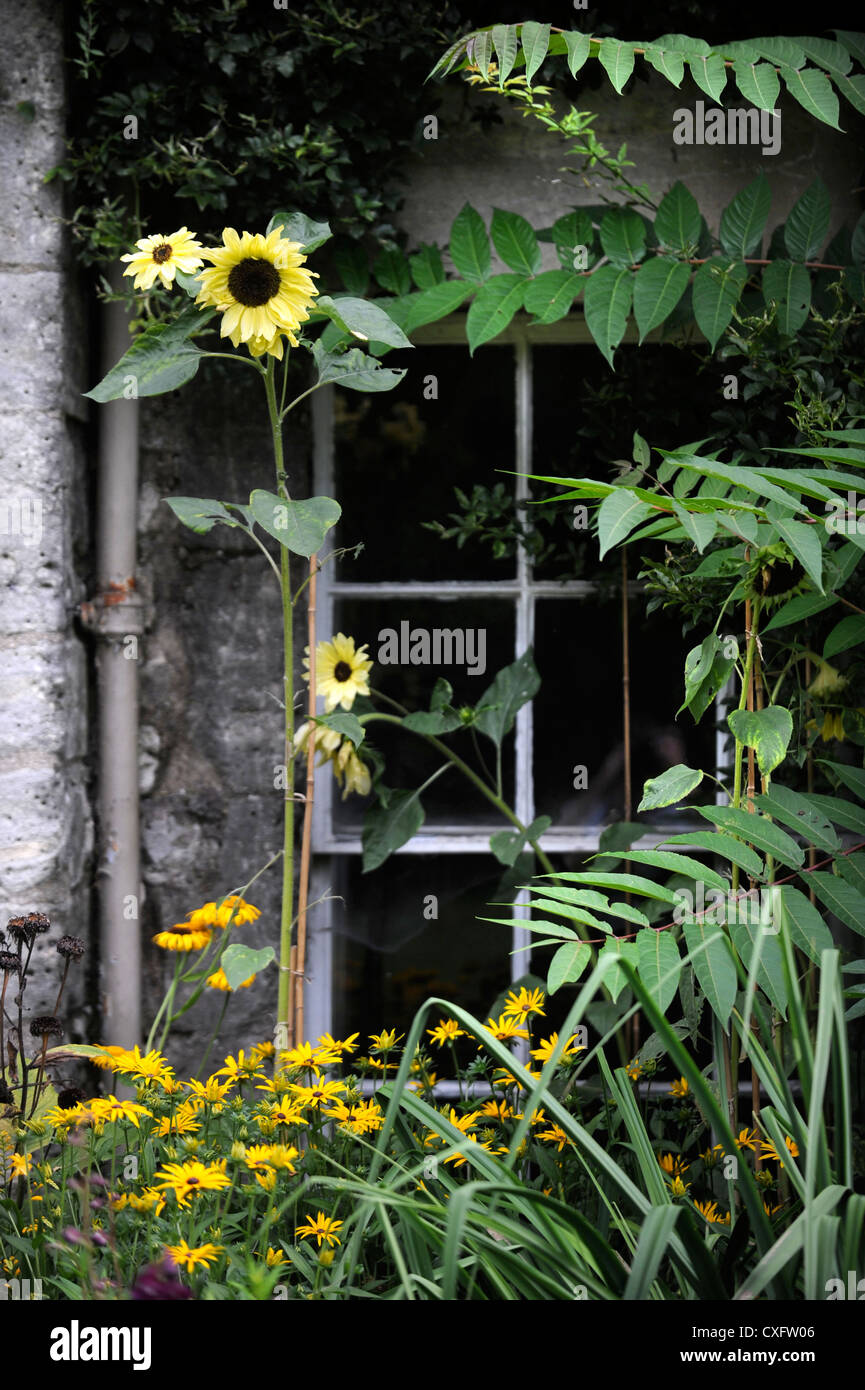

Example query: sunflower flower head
[303,634,373,712]
[121,228,204,291]
[196,226,318,357]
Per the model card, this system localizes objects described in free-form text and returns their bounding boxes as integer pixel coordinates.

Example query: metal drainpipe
[80,268,143,1047]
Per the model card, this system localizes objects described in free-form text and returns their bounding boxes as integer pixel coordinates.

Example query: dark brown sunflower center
[227,257,281,307]
[152,244,172,264]
[334,661,352,682]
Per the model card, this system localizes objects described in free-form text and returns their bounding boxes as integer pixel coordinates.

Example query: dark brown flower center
[334,661,352,682]
[227,257,281,307]
[152,244,172,264]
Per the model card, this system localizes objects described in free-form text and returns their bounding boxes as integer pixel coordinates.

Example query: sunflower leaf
[221,944,274,992]
[312,712,365,748]
[84,302,213,401]
[266,210,332,253]
[315,295,412,350]
[312,341,406,392]
[249,490,341,557]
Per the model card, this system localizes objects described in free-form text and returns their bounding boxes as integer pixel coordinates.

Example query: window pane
[532,596,716,828]
[530,344,723,581]
[331,854,515,1045]
[333,597,515,829]
[332,344,517,582]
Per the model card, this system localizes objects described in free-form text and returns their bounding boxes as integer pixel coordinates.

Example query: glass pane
[332,598,516,829]
[332,344,516,582]
[331,854,516,1049]
[532,596,716,830]
[530,344,723,581]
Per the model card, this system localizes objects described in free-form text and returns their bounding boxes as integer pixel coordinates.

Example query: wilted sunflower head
[742,544,807,609]
[196,226,318,358]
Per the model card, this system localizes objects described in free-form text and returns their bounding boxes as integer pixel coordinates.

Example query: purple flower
[130,1257,194,1301]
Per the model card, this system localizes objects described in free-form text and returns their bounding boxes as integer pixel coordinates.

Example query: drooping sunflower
[304,633,373,712]
[195,226,318,357]
[120,228,205,291]
[153,923,213,952]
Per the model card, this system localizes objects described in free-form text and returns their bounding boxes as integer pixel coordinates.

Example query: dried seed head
[57,1087,86,1110]
[0,951,19,974]
[7,913,51,942]
[56,935,86,960]
[29,1015,63,1038]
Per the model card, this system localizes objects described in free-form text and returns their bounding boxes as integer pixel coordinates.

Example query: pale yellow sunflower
[121,227,204,291]
[333,742,371,799]
[195,226,318,356]
[303,634,372,712]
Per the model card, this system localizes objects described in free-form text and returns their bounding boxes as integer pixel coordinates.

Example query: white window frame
[304,314,704,1038]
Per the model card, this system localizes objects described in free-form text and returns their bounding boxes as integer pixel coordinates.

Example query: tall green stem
[264,359,295,1029]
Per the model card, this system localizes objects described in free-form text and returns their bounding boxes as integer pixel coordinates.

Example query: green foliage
[55,0,466,266]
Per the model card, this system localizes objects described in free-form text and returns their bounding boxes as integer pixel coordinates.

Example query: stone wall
[0,0,93,1031]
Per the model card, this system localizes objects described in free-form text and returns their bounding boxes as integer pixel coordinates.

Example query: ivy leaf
[584,264,633,368]
[597,489,654,558]
[654,181,702,254]
[84,302,212,401]
[221,944,274,992]
[449,203,491,283]
[719,175,771,258]
[638,763,703,812]
[633,257,690,341]
[491,208,542,275]
[692,258,748,351]
[475,649,540,747]
[784,178,832,261]
[598,38,636,93]
[762,260,812,335]
[249,490,341,557]
[727,706,793,777]
[466,274,526,353]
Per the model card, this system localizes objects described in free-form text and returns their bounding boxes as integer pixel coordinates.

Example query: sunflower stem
[264,358,295,1034]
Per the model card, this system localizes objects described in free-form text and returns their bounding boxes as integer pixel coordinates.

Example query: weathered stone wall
[0,0,93,1031]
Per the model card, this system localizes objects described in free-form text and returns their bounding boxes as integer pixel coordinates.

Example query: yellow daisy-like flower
[156,1105,201,1139]
[258,1097,308,1129]
[289,1078,346,1109]
[658,1152,690,1177]
[530,1031,585,1065]
[626,1059,643,1082]
[9,1152,32,1178]
[263,1246,288,1268]
[304,634,373,713]
[88,1097,152,1129]
[126,1188,165,1216]
[760,1135,800,1166]
[669,1076,690,1099]
[295,1211,344,1248]
[669,1175,692,1197]
[694,1198,729,1224]
[152,1159,231,1207]
[536,1123,572,1152]
[205,967,256,992]
[165,1239,224,1273]
[483,1014,529,1044]
[196,226,318,356]
[184,1075,236,1106]
[250,1040,276,1062]
[113,1046,174,1084]
[369,1028,403,1054]
[213,895,261,928]
[213,1050,266,1084]
[735,1127,759,1152]
[121,227,204,291]
[90,1044,128,1071]
[503,986,546,1021]
[479,1098,515,1122]
[318,1031,360,1057]
[427,1018,467,1048]
[153,924,213,952]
